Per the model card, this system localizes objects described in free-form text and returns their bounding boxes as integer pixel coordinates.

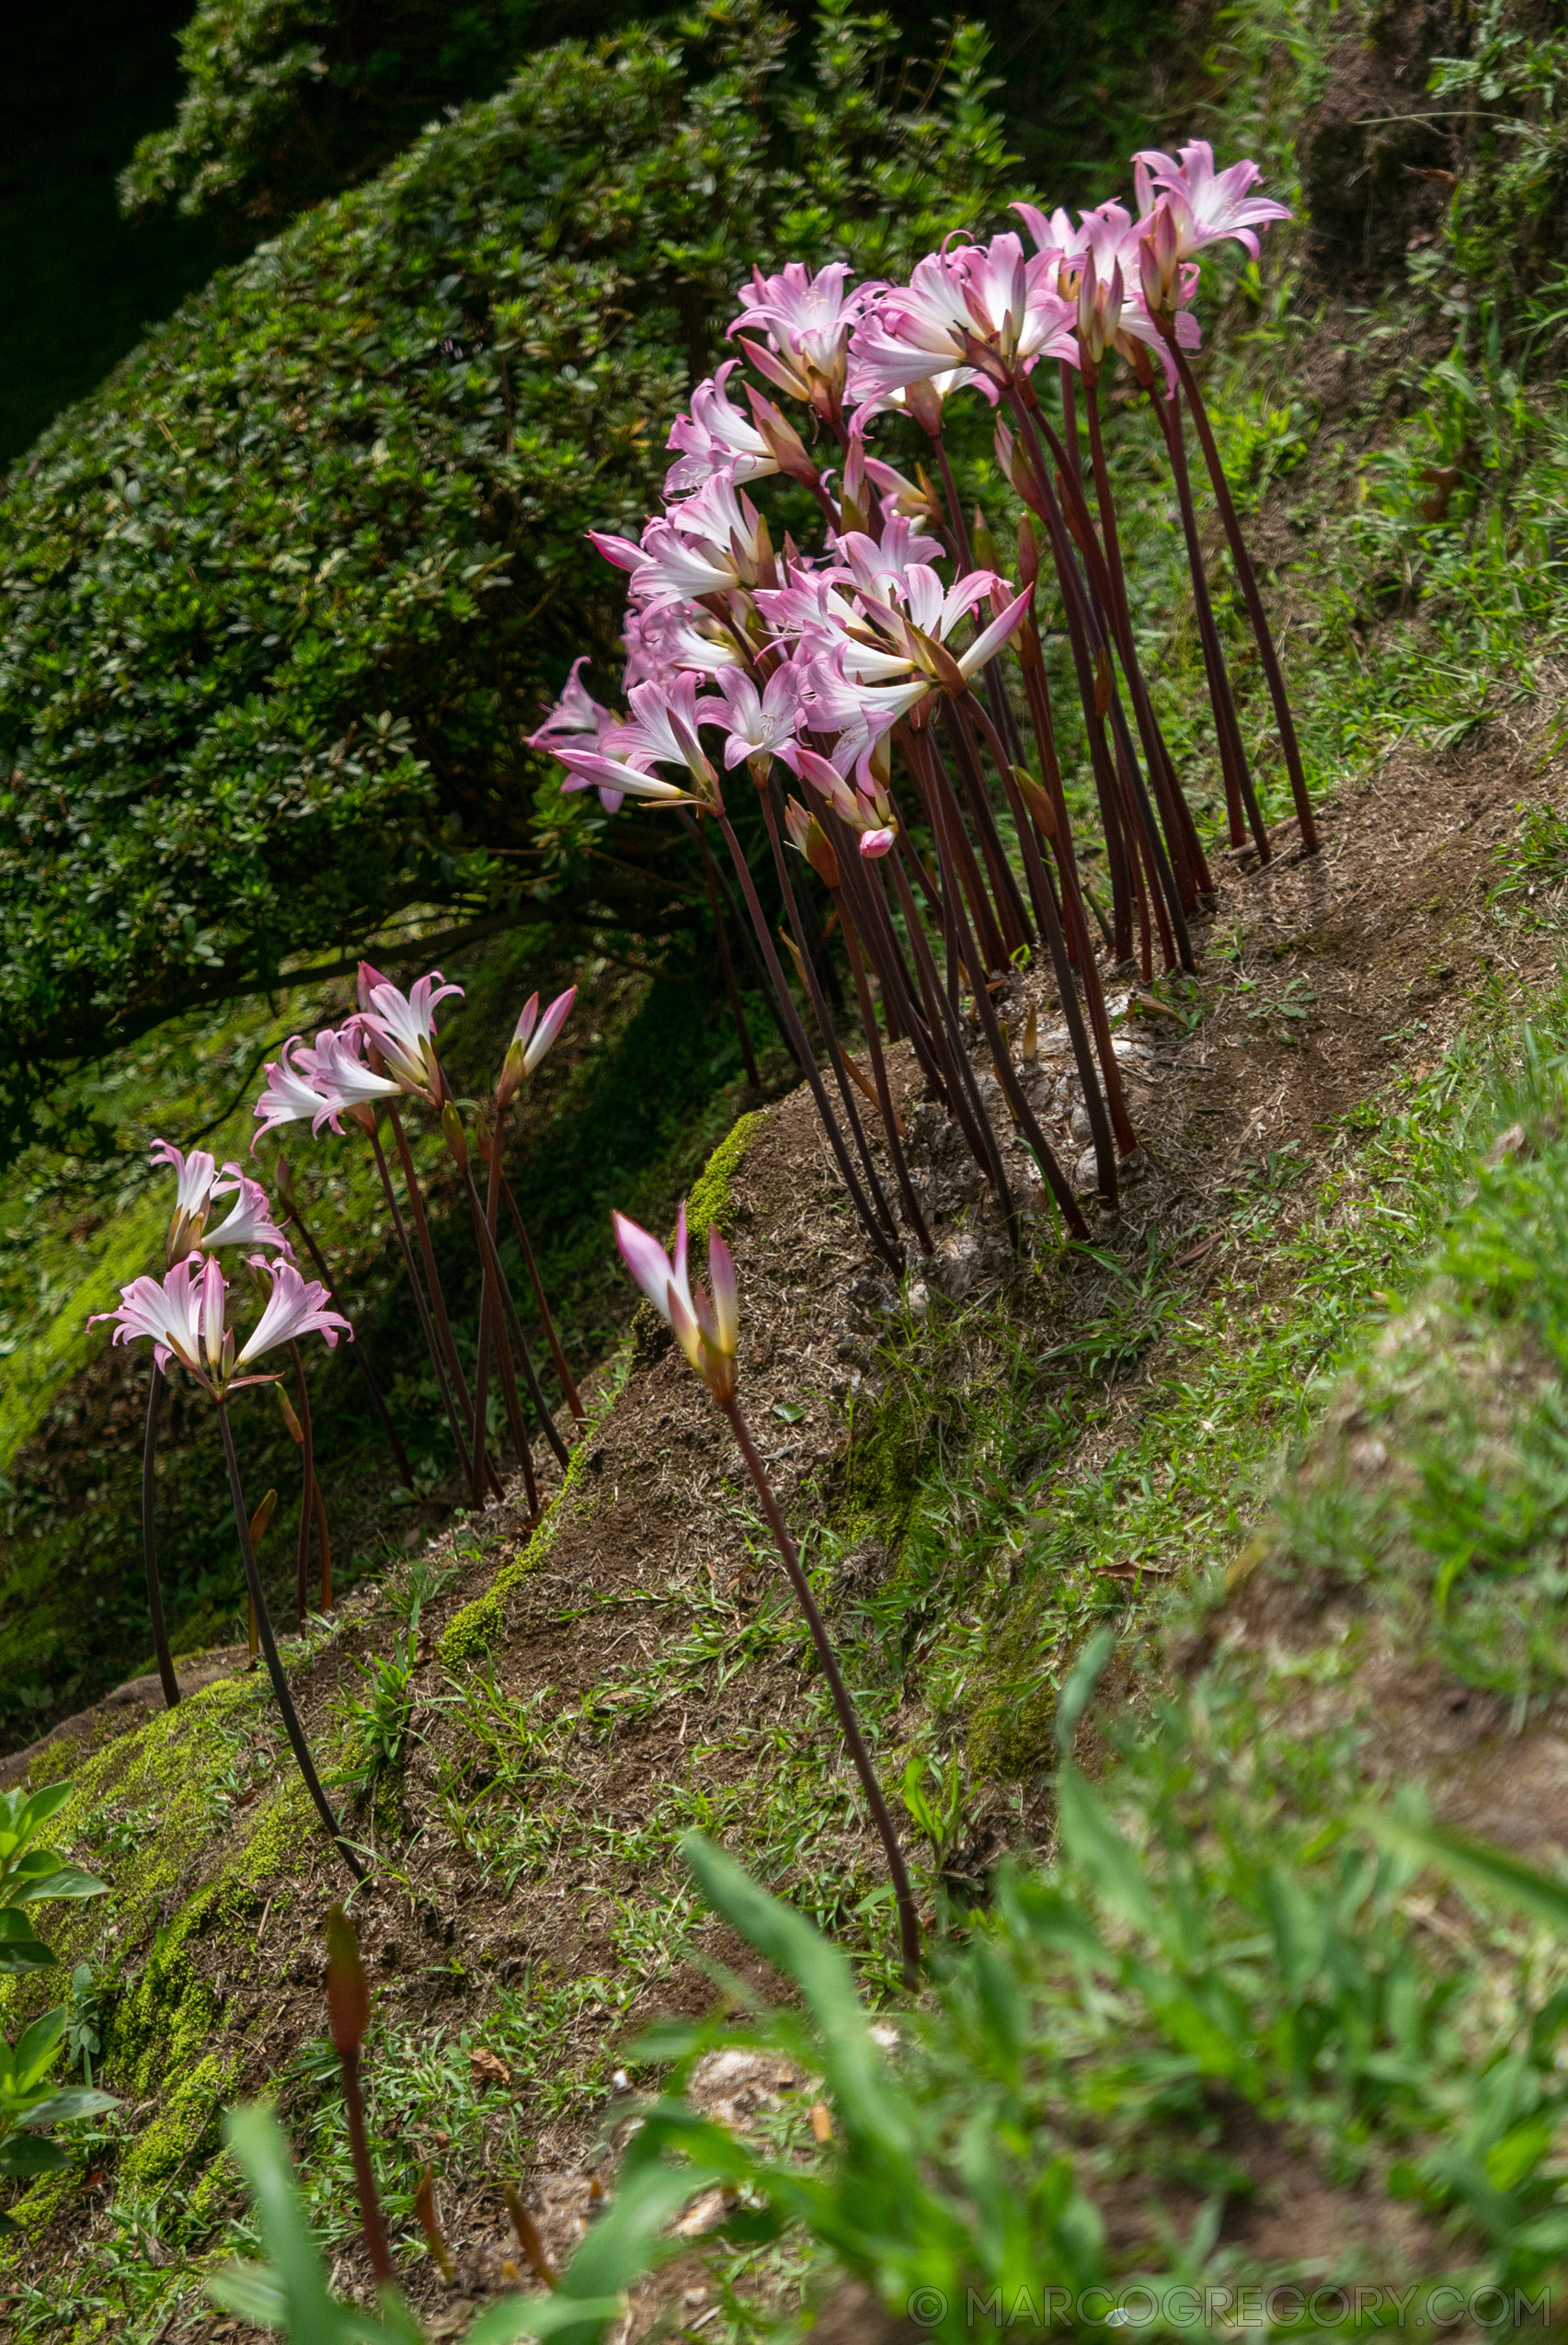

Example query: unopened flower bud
[1013,767,1057,836]
[785,795,841,889]
[274,1153,297,1212]
[356,961,391,1015]
[742,384,820,491]
[441,1104,471,1174]
[1139,200,1183,322]
[972,507,1001,573]
[497,1040,525,1114]
[326,1904,369,2054]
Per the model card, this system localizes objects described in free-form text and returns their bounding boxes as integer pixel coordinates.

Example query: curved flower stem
[755,786,898,1243]
[280,1195,413,1491]
[830,882,933,1254]
[887,837,1015,1222]
[367,1126,475,1493]
[716,810,901,1275]
[1006,401,1139,956]
[1039,386,1206,917]
[956,694,1120,1207]
[458,1157,548,1507]
[315,1476,332,1614]
[1083,378,1213,901]
[142,1365,180,1710]
[915,729,1089,1240]
[457,1144,567,1476]
[214,1400,363,1883]
[339,2040,393,2282]
[467,1121,536,1507]
[496,1171,585,1424]
[930,429,1032,777]
[1013,619,1139,1156]
[720,1393,921,1985]
[289,1343,315,1632]
[829,819,953,1111]
[681,808,760,1088]
[1017,391,1194,974]
[1149,380,1266,856]
[1171,341,1319,853]
[386,1101,498,1504]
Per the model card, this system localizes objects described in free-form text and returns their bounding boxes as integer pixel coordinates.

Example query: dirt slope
[4,704,1566,2336]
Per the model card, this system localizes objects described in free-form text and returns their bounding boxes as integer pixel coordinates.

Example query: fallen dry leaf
[468,2047,512,2088]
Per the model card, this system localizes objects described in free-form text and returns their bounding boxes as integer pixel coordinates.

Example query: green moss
[0,1194,163,1471]
[6,2164,81,2246]
[236,1777,314,1885]
[27,1733,84,1790]
[120,2052,235,2195]
[685,1111,764,1241]
[967,1664,1059,1784]
[109,1887,221,2092]
[441,1338,635,1662]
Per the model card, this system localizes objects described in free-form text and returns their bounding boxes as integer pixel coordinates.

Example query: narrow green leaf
[1356,1807,1568,1935]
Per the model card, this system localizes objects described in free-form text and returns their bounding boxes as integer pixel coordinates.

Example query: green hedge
[0,0,1010,1147]
[119,0,642,228]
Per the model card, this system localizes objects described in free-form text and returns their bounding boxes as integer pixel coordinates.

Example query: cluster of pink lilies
[90,967,580,1883]
[531,140,1307,1257]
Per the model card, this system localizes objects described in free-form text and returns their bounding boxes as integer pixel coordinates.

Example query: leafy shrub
[119,0,1179,236]
[119,0,641,229]
[0,0,1010,1149]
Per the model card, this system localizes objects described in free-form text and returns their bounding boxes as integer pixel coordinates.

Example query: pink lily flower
[729,260,866,421]
[612,1203,738,1402]
[524,659,647,811]
[784,795,841,889]
[623,672,724,785]
[623,602,745,689]
[1076,248,1127,371]
[252,1035,349,1148]
[552,739,698,807]
[235,1256,352,1367]
[498,984,577,1108]
[706,666,803,772]
[311,1025,405,1124]
[665,360,778,496]
[91,1253,209,1377]
[608,516,738,608]
[814,554,1033,699]
[1010,196,1198,387]
[202,1168,295,1259]
[357,970,464,1104]
[855,364,993,437]
[591,475,774,614]
[1133,140,1292,262]
[525,657,601,746]
[150,1137,237,1264]
[847,238,1076,405]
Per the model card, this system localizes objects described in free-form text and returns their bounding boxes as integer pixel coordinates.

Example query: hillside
[5,0,1568,2337]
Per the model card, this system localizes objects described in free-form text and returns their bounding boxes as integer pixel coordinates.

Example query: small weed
[330,1638,419,1798]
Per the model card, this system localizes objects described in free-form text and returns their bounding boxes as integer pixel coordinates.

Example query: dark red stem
[722,1394,921,1985]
